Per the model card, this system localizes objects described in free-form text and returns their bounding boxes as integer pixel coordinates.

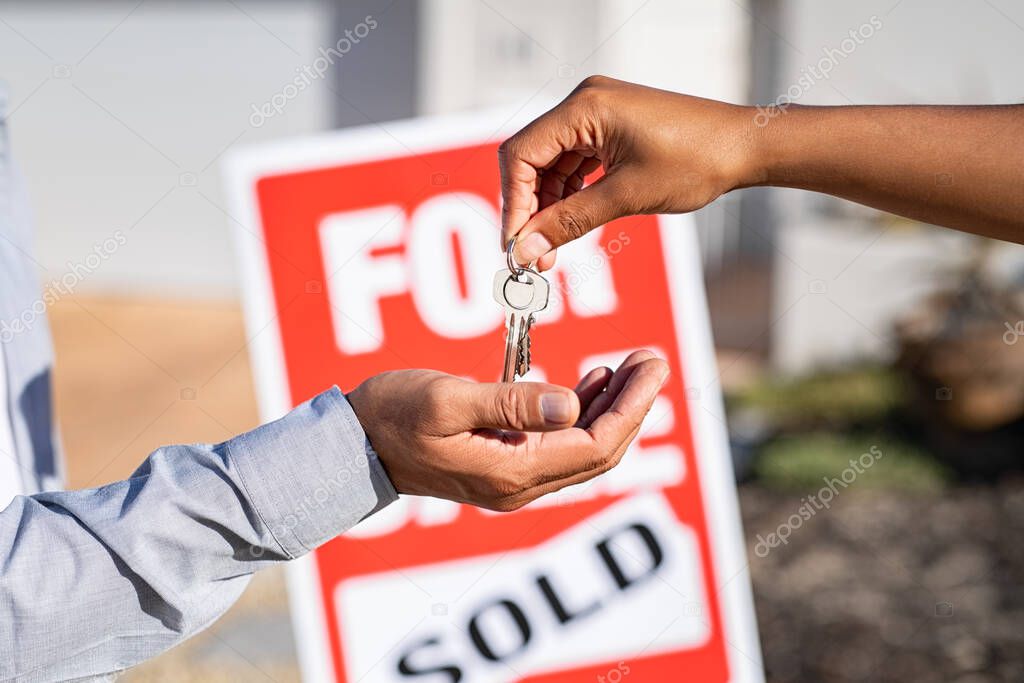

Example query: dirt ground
[49,296,1023,682]
[744,482,1024,683]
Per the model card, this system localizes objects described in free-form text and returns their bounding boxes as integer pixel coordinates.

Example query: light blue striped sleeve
[0,386,397,682]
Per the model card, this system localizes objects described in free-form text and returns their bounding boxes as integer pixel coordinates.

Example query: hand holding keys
[493,237,550,382]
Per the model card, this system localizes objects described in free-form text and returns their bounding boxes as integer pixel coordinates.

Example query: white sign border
[223,109,763,683]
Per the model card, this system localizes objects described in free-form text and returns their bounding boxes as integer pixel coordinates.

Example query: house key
[493,237,549,382]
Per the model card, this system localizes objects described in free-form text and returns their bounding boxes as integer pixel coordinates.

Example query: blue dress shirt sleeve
[0,386,397,682]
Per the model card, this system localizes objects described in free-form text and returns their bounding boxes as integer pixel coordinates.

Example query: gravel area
[743,479,1024,683]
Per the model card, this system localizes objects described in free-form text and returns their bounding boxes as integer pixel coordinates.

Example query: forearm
[746,104,1024,242]
[0,387,396,682]
[499,78,1024,264]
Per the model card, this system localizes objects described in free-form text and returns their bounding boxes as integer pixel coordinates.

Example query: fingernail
[517,232,552,264]
[541,392,573,424]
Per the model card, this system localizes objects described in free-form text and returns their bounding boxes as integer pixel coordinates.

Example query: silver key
[493,240,549,382]
[517,319,532,376]
[493,268,548,382]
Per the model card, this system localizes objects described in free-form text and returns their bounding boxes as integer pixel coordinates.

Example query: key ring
[506,236,536,282]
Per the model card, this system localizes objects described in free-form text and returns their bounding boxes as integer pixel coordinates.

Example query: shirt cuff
[226,386,398,559]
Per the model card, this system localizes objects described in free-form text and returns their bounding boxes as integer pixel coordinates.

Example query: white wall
[769,0,1024,372]
[417,0,751,276]
[0,1,333,296]
[418,0,749,114]
[3,0,751,298]
[772,220,972,373]
[778,0,1024,107]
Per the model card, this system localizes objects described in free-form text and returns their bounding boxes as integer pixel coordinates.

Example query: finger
[512,421,644,508]
[562,157,601,200]
[519,360,664,497]
[578,349,658,428]
[536,159,601,274]
[536,250,557,272]
[574,366,613,418]
[587,357,669,445]
[516,382,659,489]
[498,102,582,247]
[515,357,667,486]
[514,170,632,265]
[539,152,586,211]
[577,157,603,181]
[451,380,581,433]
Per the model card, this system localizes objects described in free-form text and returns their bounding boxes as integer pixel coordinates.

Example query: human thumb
[455,381,581,432]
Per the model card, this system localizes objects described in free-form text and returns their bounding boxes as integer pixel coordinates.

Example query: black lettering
[396,636,463,681]
[595,522,665,590]
[467,599,531,661]
[535,574,601,624]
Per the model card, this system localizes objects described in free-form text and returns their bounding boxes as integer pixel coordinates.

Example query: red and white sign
[225,111,762,683]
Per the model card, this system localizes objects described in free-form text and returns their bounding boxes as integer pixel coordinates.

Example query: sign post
[225,111,763,683]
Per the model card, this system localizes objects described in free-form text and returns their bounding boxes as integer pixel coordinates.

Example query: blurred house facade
[1,0,1021,373]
